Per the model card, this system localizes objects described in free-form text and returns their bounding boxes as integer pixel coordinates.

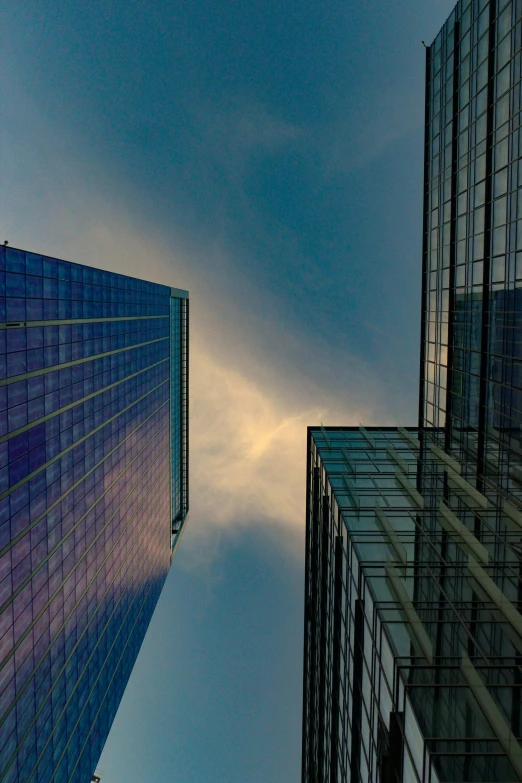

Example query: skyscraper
[302,426,424,783]
[302,1,522,781]
[0,245,188,783]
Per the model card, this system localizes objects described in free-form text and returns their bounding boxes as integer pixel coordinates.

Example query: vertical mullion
[329,536,343,783]
[477,0,498,488]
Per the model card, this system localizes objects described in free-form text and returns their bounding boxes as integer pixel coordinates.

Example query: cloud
[1,81,398,564]
[211,102,304,153]
[190,346,318,533]
[3,174,385,557]
[82,219,379,559]
[185,333,378,567]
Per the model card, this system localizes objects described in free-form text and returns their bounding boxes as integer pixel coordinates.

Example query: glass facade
[421,0,522,465]
[417,0,522,780]
[303,427,430,783]
[303,427,522,782]
[303,1,522,781]
[0,246,188,782]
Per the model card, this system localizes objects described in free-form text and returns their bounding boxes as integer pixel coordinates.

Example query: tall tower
[0,246,188,783]
[417,0,522,779]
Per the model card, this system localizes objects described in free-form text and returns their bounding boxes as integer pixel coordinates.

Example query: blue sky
[3,1,456,781]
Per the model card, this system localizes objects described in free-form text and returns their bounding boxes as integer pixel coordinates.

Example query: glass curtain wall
[303,426,522,783]
[0,246,188,783]
[418,1,522,780]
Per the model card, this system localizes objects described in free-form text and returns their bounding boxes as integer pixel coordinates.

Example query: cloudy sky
[3,1,455,781]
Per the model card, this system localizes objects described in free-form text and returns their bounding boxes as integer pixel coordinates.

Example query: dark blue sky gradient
[6,0,454,389]
[3,2,456,780]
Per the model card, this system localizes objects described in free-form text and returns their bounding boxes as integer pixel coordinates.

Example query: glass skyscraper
[0,245,188,783]
[303,426,440,782]
[303,1,522,781]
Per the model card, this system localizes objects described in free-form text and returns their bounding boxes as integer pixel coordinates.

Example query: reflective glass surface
[304,428,429,783]
[417,2,522,780]
[0,246,188,782]
[421,0,522,482]
[303,427,522,783]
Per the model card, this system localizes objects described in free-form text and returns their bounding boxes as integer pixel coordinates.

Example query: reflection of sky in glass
[0,246,187,783]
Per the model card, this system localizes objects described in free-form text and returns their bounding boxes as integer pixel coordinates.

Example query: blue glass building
[0,245,188,782]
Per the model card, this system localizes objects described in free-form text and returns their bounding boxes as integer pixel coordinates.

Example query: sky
[2,2,456,781]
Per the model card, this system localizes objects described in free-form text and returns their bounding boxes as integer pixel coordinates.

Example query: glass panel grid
[0,246,188,783]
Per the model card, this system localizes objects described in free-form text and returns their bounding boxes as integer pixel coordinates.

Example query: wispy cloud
[320,80,424,178]
[2,81,400,563]
[191,347,317,531]
[83,217,382,561]
[209,101,304,153]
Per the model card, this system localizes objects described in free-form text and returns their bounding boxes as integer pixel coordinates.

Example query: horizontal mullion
[0,359,168,500]
[1,315,169,330]
[60,571,162,783]
[2,439,167,743]
[34,526,166,783]
[0,440,166,749]
[0,413,168,637]
[0,380,168,560]
[4,462,168,781]
[0,336,168,388]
